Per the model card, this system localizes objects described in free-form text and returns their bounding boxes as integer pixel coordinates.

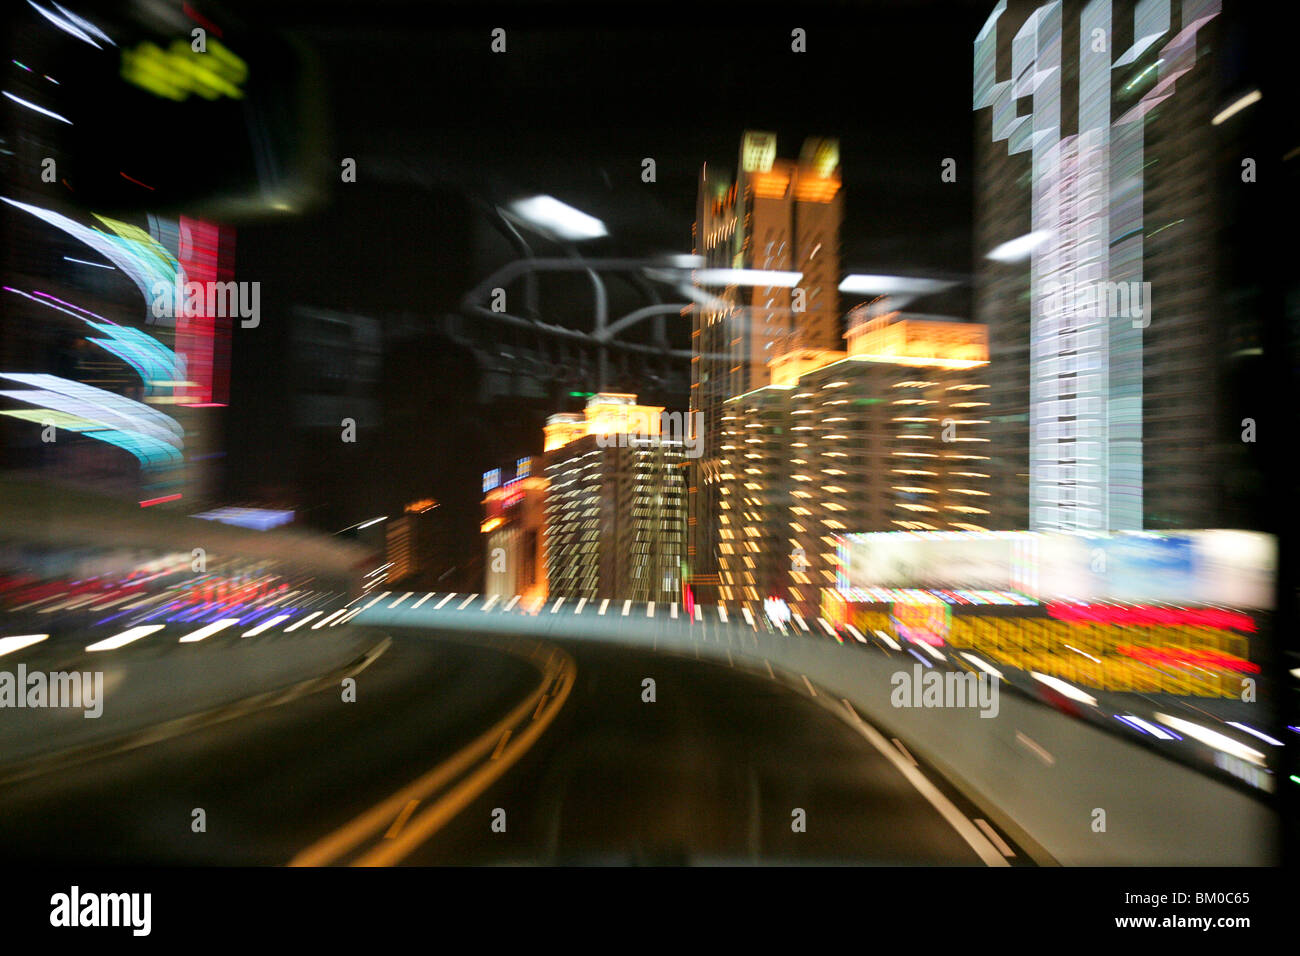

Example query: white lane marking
[0,634,49,656]
[792,613,810,633]
[551,598,565,614]
[389,591,414,609]
[973,819,1016,857]
[598,599,609,616]
[311,609,347,630]
[818,617,838,638]
[873,628,901,651]
[742,607,755,628]
[241,615,290,638]
[845,623,868,643]
[621,600,632,617]
[575,598,587,614]
[363,591,391,610]
[670,603,678,619]
[1015,731,1056,766]
[891,738,918,765]
[717,605,728,624]
[647,602,655,618]
[482,595,499,612]
[435,593,456,610]
[284,611,322,632]
[839,698,1008,867]
[800,674,817,697]
[504,594,521,611]
[336,608,362,625]
[179,618,240,643]
[694,605,702,622]
[457,594,478,610]
[412,592,435,609]
[86,624,163,652]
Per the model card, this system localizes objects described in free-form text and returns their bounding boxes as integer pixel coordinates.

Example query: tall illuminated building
[716,309,990,615]
[481,459,548,603]
[542,393,687,602]
[690,131,843,602]
[973,0,1247,531]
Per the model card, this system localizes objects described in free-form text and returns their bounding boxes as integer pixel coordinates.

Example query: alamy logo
[595,410,704,458]
[0,666,102,717]
[890,663,999,718]
[1040,279,1151,327]
[150,279,260,328]
[50,886,150,936]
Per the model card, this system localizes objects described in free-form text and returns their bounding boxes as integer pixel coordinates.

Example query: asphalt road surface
[0,627,1029,865]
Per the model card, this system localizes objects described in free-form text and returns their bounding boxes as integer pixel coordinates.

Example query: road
[0,627,1028,865]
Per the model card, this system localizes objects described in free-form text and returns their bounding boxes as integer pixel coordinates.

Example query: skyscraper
[973,0,1249,532]
[689,131,843,601]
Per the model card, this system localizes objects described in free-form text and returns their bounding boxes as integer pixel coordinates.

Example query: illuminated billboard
[839,530,1275,609]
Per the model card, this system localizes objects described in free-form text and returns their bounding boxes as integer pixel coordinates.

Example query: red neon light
[183,3,224,37]
[1117,644,1259,674]
[119,171,155,191]
[139,493,183,507]
[1046,602,1255,634]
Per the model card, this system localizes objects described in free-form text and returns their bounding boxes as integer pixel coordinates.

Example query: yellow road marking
[289,642,574,867]
[490,730,512,760]
[384,800,419,839]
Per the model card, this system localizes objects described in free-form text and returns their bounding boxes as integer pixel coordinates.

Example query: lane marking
[291,643,575,867]
[839,698,1008,867]
[411,592,435,609]
[891,737,918,766]
[974,818,1016,857]
[385,800,420,839]
[0,634,49,657]
[389,592,414,609]
[353,649,576,867]
[490,730,512,760]
[800,674,817,697]
[551,598,564,614]
[312,609,347,630]
[621,600,632,617]
[647,601,655,618]
[457,594,478,610]
[241,614,291,638]
[575,598,587,615]
[86,625,161,652]
[598,599,609,616]
[532,693,548,720]
[1015,731,1056,766]
[362,592,391,611]
[481,594,499,612]
[284,611,321,632]
[435,593,456,610]
[504,595,521,612]
[179,618,240,643]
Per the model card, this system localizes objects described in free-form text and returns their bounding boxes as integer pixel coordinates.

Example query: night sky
[224,0,995,574]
